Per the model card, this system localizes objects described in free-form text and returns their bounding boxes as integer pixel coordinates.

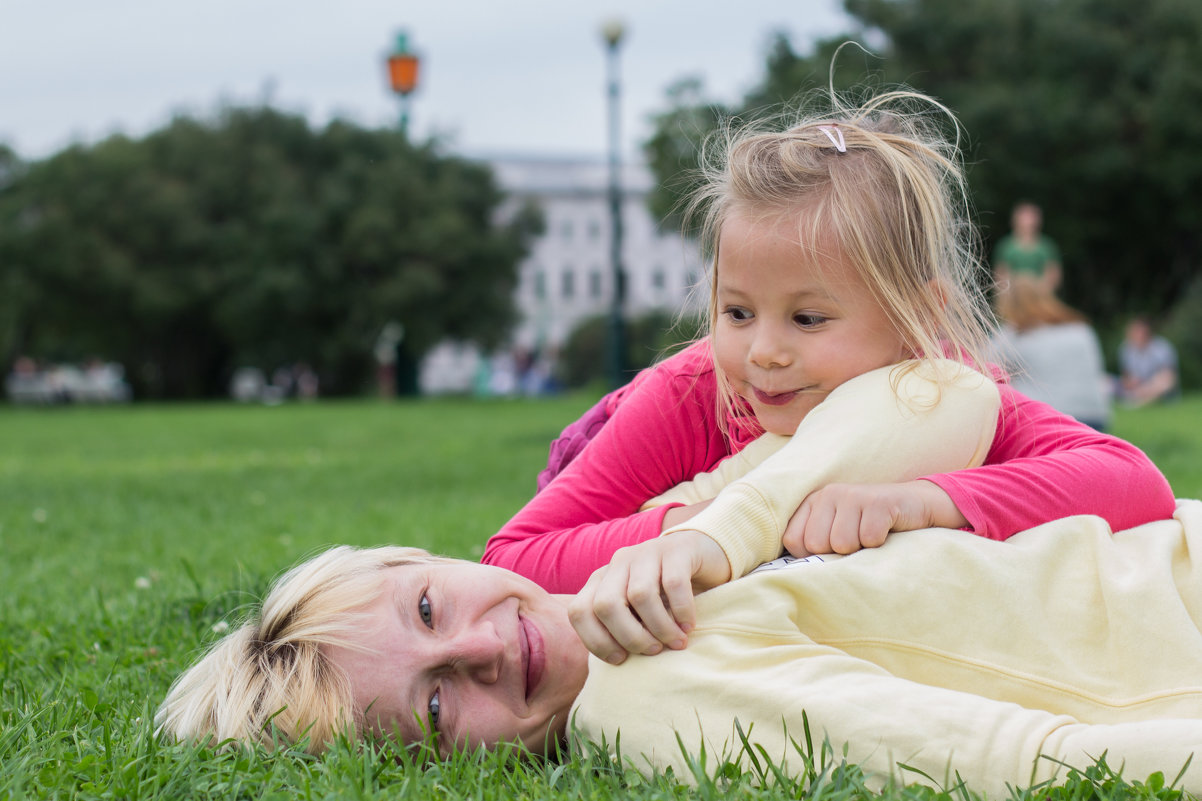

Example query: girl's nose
[749,324,793,369]
[447,622,504,684]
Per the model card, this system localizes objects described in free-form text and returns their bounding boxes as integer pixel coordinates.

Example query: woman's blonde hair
[685,88,995,432]
[995,274,1086,333]
[155,545,454,753]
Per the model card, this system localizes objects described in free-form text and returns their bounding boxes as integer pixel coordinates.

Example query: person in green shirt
[993,201,1062,290]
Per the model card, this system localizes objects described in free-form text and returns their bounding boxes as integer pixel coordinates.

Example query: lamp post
[386,31,421,137]
[601,19,626,389]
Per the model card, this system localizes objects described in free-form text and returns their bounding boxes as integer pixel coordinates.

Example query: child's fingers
[570,558,658,664]
[659,547,698,642]
[568,605,630,665]
[782,503,812,557]
[827,503,867,554]
[801,498,838,554]
[568,571,632,664]
[589,572,665,659]
[624,558,687,652]
[858,504,893,548]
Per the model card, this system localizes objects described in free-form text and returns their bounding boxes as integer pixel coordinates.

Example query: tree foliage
[643,0,1202,324]
[0,108,540,397]
[558,309,705,389]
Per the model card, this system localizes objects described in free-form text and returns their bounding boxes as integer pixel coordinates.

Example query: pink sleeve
[924,384,1176,540]
[482,346,732,593]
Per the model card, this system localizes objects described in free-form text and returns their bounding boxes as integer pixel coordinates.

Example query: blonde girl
[483,89,1172,600]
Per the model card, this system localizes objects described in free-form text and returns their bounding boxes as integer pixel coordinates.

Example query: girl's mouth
[752,387,800,406]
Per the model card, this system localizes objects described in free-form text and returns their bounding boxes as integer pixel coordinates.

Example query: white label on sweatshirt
[749,554,829,574]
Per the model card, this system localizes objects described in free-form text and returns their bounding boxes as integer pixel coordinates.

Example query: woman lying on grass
[157,363,1202,796]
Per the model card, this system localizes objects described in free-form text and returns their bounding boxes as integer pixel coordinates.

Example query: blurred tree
[0,108,540,397]
[643,0,1202,324]
[558,309,704,389]
[0,144,29,367]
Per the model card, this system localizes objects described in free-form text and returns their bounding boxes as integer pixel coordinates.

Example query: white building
[419,155,706,394]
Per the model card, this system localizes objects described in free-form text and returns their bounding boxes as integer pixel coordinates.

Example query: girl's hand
[782,480,969,557]
[568,531,730,665]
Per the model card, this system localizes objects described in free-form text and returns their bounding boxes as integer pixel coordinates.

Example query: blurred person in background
[993,202,1062,291]
[991,275,1111,431]
[1118,316,1179,407]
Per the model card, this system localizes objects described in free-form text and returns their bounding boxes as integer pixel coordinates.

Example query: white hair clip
[817,125,847,153]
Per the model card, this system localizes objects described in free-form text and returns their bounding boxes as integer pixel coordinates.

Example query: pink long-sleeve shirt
[483,341,1176,594]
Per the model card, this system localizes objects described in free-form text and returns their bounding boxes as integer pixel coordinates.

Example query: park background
[4,0,1202,798]
[3,0,1202,398]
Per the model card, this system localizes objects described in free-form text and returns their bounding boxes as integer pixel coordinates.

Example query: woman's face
[324,561,588,756]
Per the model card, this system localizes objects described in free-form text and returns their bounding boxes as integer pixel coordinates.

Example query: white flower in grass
[134,576,152,590]
[211,621,230,635]
[32,508,48,523]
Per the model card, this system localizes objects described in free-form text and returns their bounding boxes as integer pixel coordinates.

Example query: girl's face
[323,561,588,756]
[713,210,910,435]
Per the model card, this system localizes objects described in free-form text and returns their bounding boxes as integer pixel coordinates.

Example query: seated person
[989,275,1111,431]
[156,363,1202,796]
[1118,317,1179,406]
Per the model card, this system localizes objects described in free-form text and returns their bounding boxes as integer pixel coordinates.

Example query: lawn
[2,393,1198,800]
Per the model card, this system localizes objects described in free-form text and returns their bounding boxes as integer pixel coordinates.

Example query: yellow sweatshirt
[572,361,1202,795]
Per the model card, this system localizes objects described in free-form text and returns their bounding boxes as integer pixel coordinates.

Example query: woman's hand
[568,531,730,665]
[782,480,969,557]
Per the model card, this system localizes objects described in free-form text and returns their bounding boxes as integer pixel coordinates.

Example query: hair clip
[817,125,847,153]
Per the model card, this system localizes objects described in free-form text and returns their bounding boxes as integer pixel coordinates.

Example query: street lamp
[386,31,421,136]
[601,19,626,389]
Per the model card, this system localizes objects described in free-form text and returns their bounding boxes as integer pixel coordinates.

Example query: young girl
[483,90,1175,595]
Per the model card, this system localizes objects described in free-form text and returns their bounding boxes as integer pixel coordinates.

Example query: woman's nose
[447,623,504,684]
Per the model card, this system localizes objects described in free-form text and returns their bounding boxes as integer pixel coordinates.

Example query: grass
[1,393,1199,800]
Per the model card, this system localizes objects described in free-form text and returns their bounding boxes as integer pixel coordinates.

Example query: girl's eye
[428,689,441,732]
[794,313,827,328]
[418,593,433,628]
[723,306,752,322]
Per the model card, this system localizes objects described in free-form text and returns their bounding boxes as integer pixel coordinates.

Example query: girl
[483,90,1174,595]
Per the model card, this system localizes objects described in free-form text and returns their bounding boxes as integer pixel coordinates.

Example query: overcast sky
[1,0,853,163]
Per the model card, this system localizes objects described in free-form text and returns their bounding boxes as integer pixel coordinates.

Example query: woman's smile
[521,615,546,701]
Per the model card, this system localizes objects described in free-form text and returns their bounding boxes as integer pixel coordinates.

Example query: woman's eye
[428,690,441,731]
[418,593,433,628]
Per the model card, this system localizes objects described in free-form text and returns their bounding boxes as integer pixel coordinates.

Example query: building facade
[419,155,706,394]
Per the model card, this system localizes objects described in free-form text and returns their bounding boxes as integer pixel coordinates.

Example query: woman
[156,507,1202,796]
[991,275,1111,430]
[157,363,1202,795]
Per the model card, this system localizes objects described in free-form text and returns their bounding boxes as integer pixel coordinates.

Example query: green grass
[1110,395,1202,501]
[1,394,1198,800]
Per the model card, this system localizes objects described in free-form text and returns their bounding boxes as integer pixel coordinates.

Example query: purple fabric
[536,389,621,493]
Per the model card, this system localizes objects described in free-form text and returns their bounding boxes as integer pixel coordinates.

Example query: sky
[1,0,854,163]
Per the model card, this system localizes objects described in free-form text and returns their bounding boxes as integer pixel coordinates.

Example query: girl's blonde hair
[685,88,995,432]
[155,545,454,753]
